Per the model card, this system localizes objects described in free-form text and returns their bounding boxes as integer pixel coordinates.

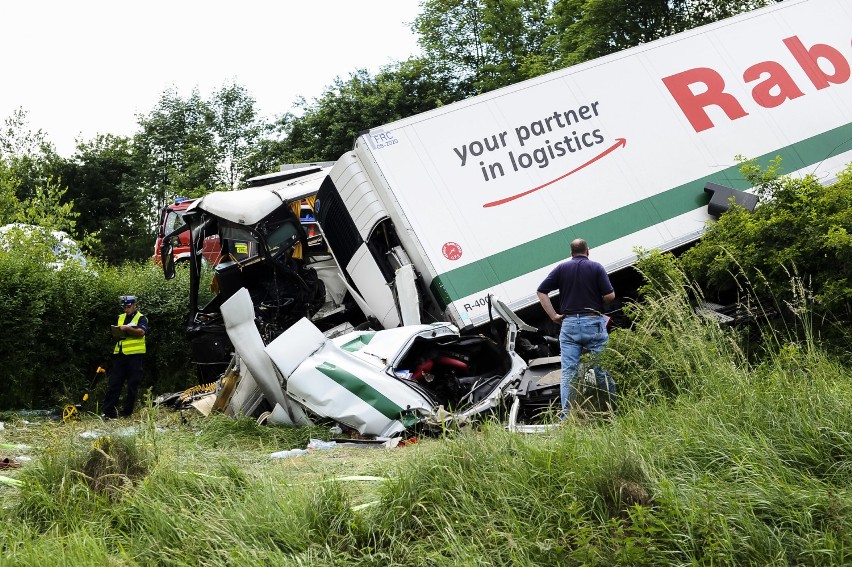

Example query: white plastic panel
[345,243,400,328]
[395,264,421,326]
[220,288,289,408]
[265,317,327,379]
[329,154,389,241]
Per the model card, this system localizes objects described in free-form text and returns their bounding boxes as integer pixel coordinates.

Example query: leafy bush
[680,160,852,321]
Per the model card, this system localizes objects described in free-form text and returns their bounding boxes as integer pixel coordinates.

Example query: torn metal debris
[158,288,562,436]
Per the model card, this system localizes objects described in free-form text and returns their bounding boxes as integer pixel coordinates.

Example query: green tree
[682,0,779,28]
[240,132,290,179]
[552,0,773,65]
[134,88,219,210]
[9,179,78,233]
[280,59,460,162]
[135,84,270,199]
[680,160,852,321]
[0,108,79,234]
[56,135,151,263]
[0,107,50,158]
[0,159,21,224]
[208,82,263,189]
[0,108,65,206]
[414,0,489,94]
[413,0,556,94]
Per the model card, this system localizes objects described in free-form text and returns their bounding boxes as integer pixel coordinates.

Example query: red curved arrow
[483,138,627,208]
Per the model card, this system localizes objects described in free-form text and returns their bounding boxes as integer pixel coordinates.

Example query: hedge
[0,252,195,411]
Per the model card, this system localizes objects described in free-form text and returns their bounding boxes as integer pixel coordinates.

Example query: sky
[1,0,423,157]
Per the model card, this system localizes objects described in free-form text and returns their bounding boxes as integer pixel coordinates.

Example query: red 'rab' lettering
[661,68,748,132]
[662,35,850,133]
[783,36,851,89]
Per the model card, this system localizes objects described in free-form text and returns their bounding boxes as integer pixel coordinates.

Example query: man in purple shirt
[537,239,615,416]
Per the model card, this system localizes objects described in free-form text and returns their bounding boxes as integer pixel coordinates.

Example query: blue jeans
[559,315,615,411]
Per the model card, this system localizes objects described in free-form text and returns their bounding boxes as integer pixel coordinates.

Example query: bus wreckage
[184,287,561,436]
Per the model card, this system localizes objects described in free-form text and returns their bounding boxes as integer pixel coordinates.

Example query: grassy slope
[3,292,852,566]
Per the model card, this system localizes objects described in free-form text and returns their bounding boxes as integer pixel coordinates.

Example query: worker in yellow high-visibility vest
[103,295,148,419]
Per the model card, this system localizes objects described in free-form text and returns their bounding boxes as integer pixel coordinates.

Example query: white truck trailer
[314,0,852,331]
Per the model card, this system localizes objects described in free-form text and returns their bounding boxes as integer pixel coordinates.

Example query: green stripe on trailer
[315,362,405,420]
[429,122,852,309]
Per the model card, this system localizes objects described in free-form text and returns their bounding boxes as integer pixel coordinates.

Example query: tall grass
[3,273,852,565]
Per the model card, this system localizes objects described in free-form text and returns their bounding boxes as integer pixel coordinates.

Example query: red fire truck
[153,197,196,265]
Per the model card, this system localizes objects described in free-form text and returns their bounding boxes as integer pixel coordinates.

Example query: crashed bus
[159,164,349,383]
